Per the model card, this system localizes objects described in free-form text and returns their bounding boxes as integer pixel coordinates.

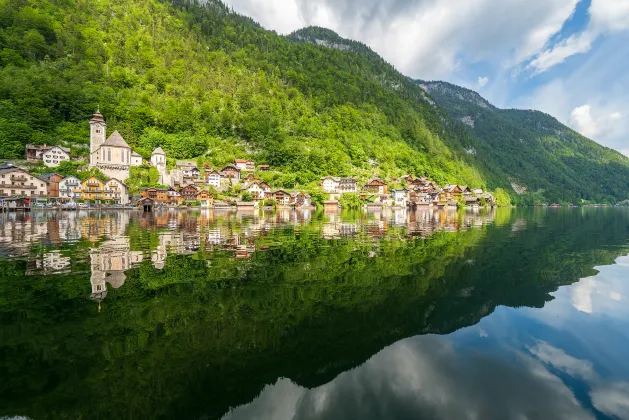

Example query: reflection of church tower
[89,108,106,165]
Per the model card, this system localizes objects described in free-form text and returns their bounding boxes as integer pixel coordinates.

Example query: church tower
[89,108,106,165]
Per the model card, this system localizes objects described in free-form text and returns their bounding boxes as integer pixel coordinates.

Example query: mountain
[0,0,627,203]
[417,81,629,204]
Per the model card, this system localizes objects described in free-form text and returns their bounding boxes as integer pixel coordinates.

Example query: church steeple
[89,109,106,165]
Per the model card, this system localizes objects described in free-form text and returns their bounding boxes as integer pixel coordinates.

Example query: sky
[223,0,629,155]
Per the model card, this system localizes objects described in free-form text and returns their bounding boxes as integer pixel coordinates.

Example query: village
[1,110,496,211]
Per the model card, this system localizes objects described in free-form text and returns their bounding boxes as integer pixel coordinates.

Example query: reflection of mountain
[2,209,628,419]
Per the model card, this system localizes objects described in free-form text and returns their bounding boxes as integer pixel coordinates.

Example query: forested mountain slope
[418,81,629,204]
[0,0,483,188]
[1,0,627,203]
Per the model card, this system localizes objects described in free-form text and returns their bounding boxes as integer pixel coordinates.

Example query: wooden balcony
[10,175,28,182]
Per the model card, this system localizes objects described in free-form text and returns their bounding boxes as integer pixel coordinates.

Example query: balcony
[72,188,83,193]
[13,184,37,190]
[11,175,28,182]
[87,188,103,192]
[65,182,80,186]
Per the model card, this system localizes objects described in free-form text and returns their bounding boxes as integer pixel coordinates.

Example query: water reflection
[1,207,496,304]
[225,254,629,420]
[2,208,629,420]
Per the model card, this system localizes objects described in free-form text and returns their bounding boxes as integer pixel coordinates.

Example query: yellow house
[82,177,105,203]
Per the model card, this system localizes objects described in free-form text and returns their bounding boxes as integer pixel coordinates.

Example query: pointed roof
[90,109,105,123]
[102,131,131,149]
[152,146,165,155]
[131,151,141,157]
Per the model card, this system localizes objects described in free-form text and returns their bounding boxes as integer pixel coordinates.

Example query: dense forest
[419,81,629,204]
[0,0,627,203]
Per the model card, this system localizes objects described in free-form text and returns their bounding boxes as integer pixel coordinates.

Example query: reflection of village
[1,207,496,306]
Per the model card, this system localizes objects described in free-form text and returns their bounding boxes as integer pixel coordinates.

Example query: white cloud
[528,341,596,380]
[527,32,594,75]
[589,0,629,32]
[569,104,624,140]
[527,0,629,75]
[478,76,489,87]
[591,382,629,420]
[224,0,581,79]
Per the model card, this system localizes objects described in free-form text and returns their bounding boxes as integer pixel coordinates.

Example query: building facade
[41,146,71,167]
[88,110,142,180]
[59,176,82,202]
[81,177,106,203]
[0,167,47,198]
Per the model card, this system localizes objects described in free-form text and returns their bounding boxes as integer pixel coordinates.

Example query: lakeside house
[180,184,200,202]
[39,173,64,198]
[321,176,340,193]
[0,166,47,198]
[339,178,358,193]
[391,189,408,207]
[58,176,82,202]
[364,179,388,194]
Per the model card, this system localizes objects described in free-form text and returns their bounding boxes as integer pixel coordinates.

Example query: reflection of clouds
[571,277,595,313]
[528,341,595,380]
[224,336,592,420]
[591,382,629,420]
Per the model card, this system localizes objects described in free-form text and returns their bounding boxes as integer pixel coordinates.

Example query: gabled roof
[152,147,165,155]
[222,164,239,171]
[131,151,142,157]
[321,176,341,181]
[234,158,254,163]
[42,145,70,153]
[102,131,131,148]
[107,178,128,188]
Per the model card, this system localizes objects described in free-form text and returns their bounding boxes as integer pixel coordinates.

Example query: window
[30,191,34,195]
[11,190,15,194]
[108,149,111,161]
[96,128,101,134]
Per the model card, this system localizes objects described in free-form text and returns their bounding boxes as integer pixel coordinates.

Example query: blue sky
[224,0,629,154]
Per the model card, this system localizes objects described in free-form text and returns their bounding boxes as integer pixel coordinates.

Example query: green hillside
[1,0,627,203]
[0,0,483,188]
[418,81,629,204]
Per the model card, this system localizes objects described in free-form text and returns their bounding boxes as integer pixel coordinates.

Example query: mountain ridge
[1,1,628,203]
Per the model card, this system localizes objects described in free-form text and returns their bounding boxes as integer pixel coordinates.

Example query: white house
[104,178,129,205]
[242,181,269,200]
[58,176,82,202]
[391,189,408,207]
[321,176,340,193]
[41,146,70,167]
[206,169,221,188]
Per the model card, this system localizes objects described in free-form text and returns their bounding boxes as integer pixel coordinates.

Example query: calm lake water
[1,207,629,419]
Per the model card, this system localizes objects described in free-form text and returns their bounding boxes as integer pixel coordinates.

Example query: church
[89,110,143,180]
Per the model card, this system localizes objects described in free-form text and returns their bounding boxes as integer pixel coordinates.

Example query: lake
[1,207,629,419]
